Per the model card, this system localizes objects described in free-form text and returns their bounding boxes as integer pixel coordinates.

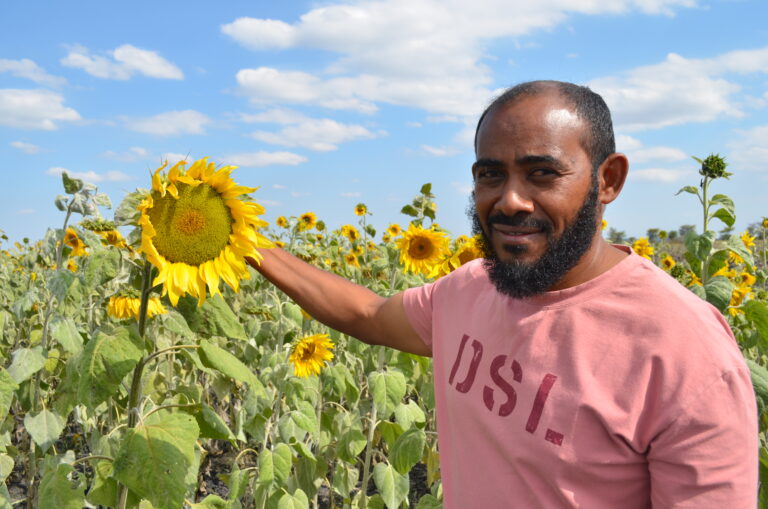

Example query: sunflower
[382,234,391,243]
[137,158,273,306]
[763,218,768,229]
[66,259,78,272]
[737,271,757,288]
[289,333,334,377]
[63,228,88,257]
[276,216,288,228]
[728,286,751,316]
[99,230,127,249]
[685,269,702,287]
[601,219,608,231]
[354,203,367,216]
[632,237,654,260]
[660,255,676,271]
[341,225,360,242]
[395,224,450,276]
[387,224,402,237]
[728,250,745,265]
[353,244,364,256]
[741,231,756,250]
[108,294,167,320]
[434,235,483,278]
[298,212,317,231]
[344,252,360,267]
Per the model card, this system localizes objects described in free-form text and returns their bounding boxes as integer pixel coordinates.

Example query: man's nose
[494,182,534,216]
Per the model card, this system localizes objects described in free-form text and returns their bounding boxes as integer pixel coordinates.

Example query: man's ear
[597,153,628,205]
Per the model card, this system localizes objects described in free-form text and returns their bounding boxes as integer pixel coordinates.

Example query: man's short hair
[474,80,616,172]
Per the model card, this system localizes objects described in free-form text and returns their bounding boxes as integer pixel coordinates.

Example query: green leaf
[745,300,768,347]
[278,489,309,509]
[84,249,120,287]
[7,346,46,383]
[190,495,230,508]
[199,339,262,389]
[38,463,85,509]
[414,494,443,509]
[50,317,83,355]
[377,420,404,447]
[332,462,359,497]
[711,207,735,227]
[400,204,419,217]
[338,429,367,463]
[710,193,735,212]
[0,369,18,417]
[369,370,407,418]
[258,443,293,486]
[48,270,78,303]
[420,183,433,196]
[394,400,426,430]
[196,403,236,441]
[684,231,713,261]
[373,463,409,509]
[24,409,66,452]
[113,412,200,509]
[390,428,426,475]
[94,192,112,208]
[747,360,768,411]
[179,294,248,340]
[85,459,117,507]
[675,185,700,196]
[62,172,83,194]
[76,326,143,410]
[726,234,755,267]
[160,309,195,339]
[283,303,304,328]
[703,276,733,312]
[114,189,148,226]
[707,249,730,278]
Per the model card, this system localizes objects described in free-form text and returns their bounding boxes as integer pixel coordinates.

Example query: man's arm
[246,248,431,357]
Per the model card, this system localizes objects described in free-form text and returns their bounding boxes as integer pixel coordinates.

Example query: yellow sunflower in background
[354,203,367,216]
[728,250,745,265]
[660,255,676,271]
[396,224,450,276]
[108,294,167,320]
[632,237,654,260]
[741,231,756,250]
[99,229,128,249]
[276,216,288,228]
[344,252,360,267]
[63,228,88,257]
[601,219,608,231]
[298,212,317,231]
[137,158,273,306]
[341,225,360,242]
[763,218,768,229]
[728,286,752,316]
[434,235,483,278]
[387,224,402,237]
[382,234,391,243]
[66,260,78,272]
[289,333,335,377]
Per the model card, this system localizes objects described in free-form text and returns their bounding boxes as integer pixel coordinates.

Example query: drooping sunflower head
[108,293,167,320]
[137,158,273,306]
[289,333,335,378]
[99,230,127,249]
[354,203,367,216]
[64,227,88,257]
[298,212,317,231]
[395,224,450,276]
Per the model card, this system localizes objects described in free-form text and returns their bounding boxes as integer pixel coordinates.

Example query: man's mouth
[491,224,544,242]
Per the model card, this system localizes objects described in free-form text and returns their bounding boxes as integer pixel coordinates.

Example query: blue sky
[2,0,767,244]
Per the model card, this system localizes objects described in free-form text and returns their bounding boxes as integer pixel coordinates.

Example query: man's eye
[530,168,557,177]
[476,168,502,180]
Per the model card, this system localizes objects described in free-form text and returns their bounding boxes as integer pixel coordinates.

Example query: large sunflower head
[395,224,450,276]
[289,333,334,377]
[137,158,273,306]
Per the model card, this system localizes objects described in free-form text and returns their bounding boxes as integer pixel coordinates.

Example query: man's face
[471,93,601,298]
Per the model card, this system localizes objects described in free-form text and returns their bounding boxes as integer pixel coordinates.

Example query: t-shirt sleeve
[647,367,758,508]
[402,282,437,349]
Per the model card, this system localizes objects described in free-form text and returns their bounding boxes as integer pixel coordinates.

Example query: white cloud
[0,89,80,130]
[615,134,687,163]
[46,167,132,183]
[220,151,308,167]
[125,110,210,136]
[0,59,66,87]
[422,145,459,157]
[240,108,309,124]
[225,1,697,119]
[61,44,183,80]
[102,146,150,162]
[727,125,768,172]
[590,47,768,131]
[628,167,693,182]
[10,141,42,154]
[273,184,287,189]
[250,118,380,151]
[16,209,35,215]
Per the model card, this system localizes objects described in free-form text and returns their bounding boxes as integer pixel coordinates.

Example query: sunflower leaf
[49,316,83,355]
[198,338,263,390]
[277,489,309,509]
[369,370,407,418]
[24,409,66,453]
[38,463,85,509]
[373,463,409,509]
[61,172,83,194]
[0,368,18,418]
[390,428,426,475]
[7,346,46,384]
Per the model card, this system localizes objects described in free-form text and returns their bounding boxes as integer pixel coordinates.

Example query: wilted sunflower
[289,333,334,377]
[137,158,273,306]
[108,294,167,320]
[341,225,360,242]
[396,224,450,276]
[63,228,88,257]
[354,203,367,216]
[298,212,317,231]
[276,216,288,228]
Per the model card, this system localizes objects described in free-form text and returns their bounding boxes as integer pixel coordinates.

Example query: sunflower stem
[116,261,154,509]
[358,347,386,509]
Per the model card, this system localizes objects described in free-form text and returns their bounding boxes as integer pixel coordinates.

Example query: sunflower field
[1,155,768,509]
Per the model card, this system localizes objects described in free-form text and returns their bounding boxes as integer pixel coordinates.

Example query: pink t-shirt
[403,247,757,508]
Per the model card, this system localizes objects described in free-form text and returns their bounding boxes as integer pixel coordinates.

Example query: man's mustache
[486,213,553,233]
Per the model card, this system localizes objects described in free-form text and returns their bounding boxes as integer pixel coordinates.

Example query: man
[247,80,757,508]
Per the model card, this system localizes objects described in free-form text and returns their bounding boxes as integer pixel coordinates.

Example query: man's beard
[470,178,600,299]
